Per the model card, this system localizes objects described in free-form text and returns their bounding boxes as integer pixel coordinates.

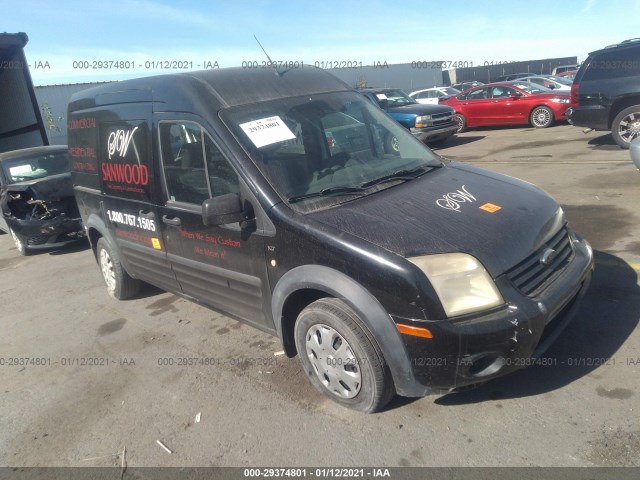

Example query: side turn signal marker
[396,324,433,339]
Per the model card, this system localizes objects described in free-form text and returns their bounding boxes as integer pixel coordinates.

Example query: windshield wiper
[359,166,437,189]
[288,186,366,203]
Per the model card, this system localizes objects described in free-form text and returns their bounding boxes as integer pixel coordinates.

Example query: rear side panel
[69,95,180,293]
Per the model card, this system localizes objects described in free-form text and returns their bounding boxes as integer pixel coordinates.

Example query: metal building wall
[444,56,579,85]
[35,82,112,145]
[327,63,443,93]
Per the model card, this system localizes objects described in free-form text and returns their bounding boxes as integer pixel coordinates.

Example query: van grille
[506,227,574,296]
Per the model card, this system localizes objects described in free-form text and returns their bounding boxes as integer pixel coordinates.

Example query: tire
[454,113,467,133]
[96,237,140,300]
[611,105,640,149]
[9,229,30,256]
[530,106,554,128]
[294,298,395,413]
[384,133,400,155]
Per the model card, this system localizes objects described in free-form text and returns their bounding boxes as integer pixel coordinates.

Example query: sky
[5,0,640,85]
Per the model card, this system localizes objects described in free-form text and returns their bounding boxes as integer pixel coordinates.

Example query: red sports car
[439,81,571,132]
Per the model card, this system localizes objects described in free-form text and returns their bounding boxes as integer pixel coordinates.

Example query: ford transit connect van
[68,67,593,412]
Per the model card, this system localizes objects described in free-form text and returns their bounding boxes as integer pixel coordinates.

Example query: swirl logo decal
[436,185,476,212]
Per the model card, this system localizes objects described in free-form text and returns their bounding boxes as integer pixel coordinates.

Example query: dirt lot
[1,124,639,468]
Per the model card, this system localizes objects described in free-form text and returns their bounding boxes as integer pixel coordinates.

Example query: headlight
[415,115,433,128]
[408,253,504,317]
[551,98,570,104]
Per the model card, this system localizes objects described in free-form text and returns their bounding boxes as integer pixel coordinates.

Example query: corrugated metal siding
[35,82,114,144]
[445,56,579,85]
[328,63,443,93]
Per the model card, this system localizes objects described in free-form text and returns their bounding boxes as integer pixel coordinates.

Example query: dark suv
[567,38,640,148]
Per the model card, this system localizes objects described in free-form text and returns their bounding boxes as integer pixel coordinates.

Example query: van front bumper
[391,234,594,396]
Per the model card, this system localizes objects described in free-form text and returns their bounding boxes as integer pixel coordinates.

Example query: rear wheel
[96,237,140,299]
[9,229,30,256]
[611,105,640,149]
[454,114,467,133]
[294,298,395,413]
[530,106,554,128]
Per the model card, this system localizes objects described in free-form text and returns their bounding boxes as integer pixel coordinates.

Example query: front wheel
[454,113,467,133]
[96,237,140,300]
[9,229,30,256]
[294,298,395,413]
[611,105,640,149]
[530,106,554,128]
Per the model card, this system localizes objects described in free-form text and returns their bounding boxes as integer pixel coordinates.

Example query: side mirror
[509,93,520,99]
[378,98,389,110]
[202,193,245,226]
[630,139,640,170]
[548,84,556,90]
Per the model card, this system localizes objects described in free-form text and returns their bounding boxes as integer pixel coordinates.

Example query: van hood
[309,162,563,277]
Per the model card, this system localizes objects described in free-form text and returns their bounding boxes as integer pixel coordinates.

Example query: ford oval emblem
[540,248,557,267]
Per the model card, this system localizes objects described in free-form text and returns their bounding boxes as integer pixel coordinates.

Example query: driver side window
[159,122,239,204]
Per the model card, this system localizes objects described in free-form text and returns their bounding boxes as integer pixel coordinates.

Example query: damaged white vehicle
[0,146,84,255]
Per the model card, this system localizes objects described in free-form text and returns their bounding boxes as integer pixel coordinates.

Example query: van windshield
[223,92,442,212]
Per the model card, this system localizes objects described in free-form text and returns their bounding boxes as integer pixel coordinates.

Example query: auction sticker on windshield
[239,115,296,148]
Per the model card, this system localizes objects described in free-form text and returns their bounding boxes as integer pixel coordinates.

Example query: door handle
[162,215,181,226]
[139,210,155,219]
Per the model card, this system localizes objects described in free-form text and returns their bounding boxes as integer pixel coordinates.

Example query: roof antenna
[254,35,283,77]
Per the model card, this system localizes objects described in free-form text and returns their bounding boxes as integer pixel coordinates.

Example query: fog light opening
[468,354,504,377]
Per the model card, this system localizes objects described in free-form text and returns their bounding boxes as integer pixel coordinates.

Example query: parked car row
[400,39,639,149]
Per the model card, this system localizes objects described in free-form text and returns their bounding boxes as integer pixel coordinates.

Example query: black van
[68,67,593,412]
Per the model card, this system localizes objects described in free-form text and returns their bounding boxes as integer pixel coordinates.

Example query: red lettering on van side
[101,162,149,186]
[68,117,96,130]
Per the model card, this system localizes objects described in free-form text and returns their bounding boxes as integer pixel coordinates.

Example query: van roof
[68,67,352,112]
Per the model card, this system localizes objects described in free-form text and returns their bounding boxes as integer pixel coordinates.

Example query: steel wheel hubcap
[619,112,640,143]
[305,323,361,399]
[455,116,464,131]
[100,248,116,291]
